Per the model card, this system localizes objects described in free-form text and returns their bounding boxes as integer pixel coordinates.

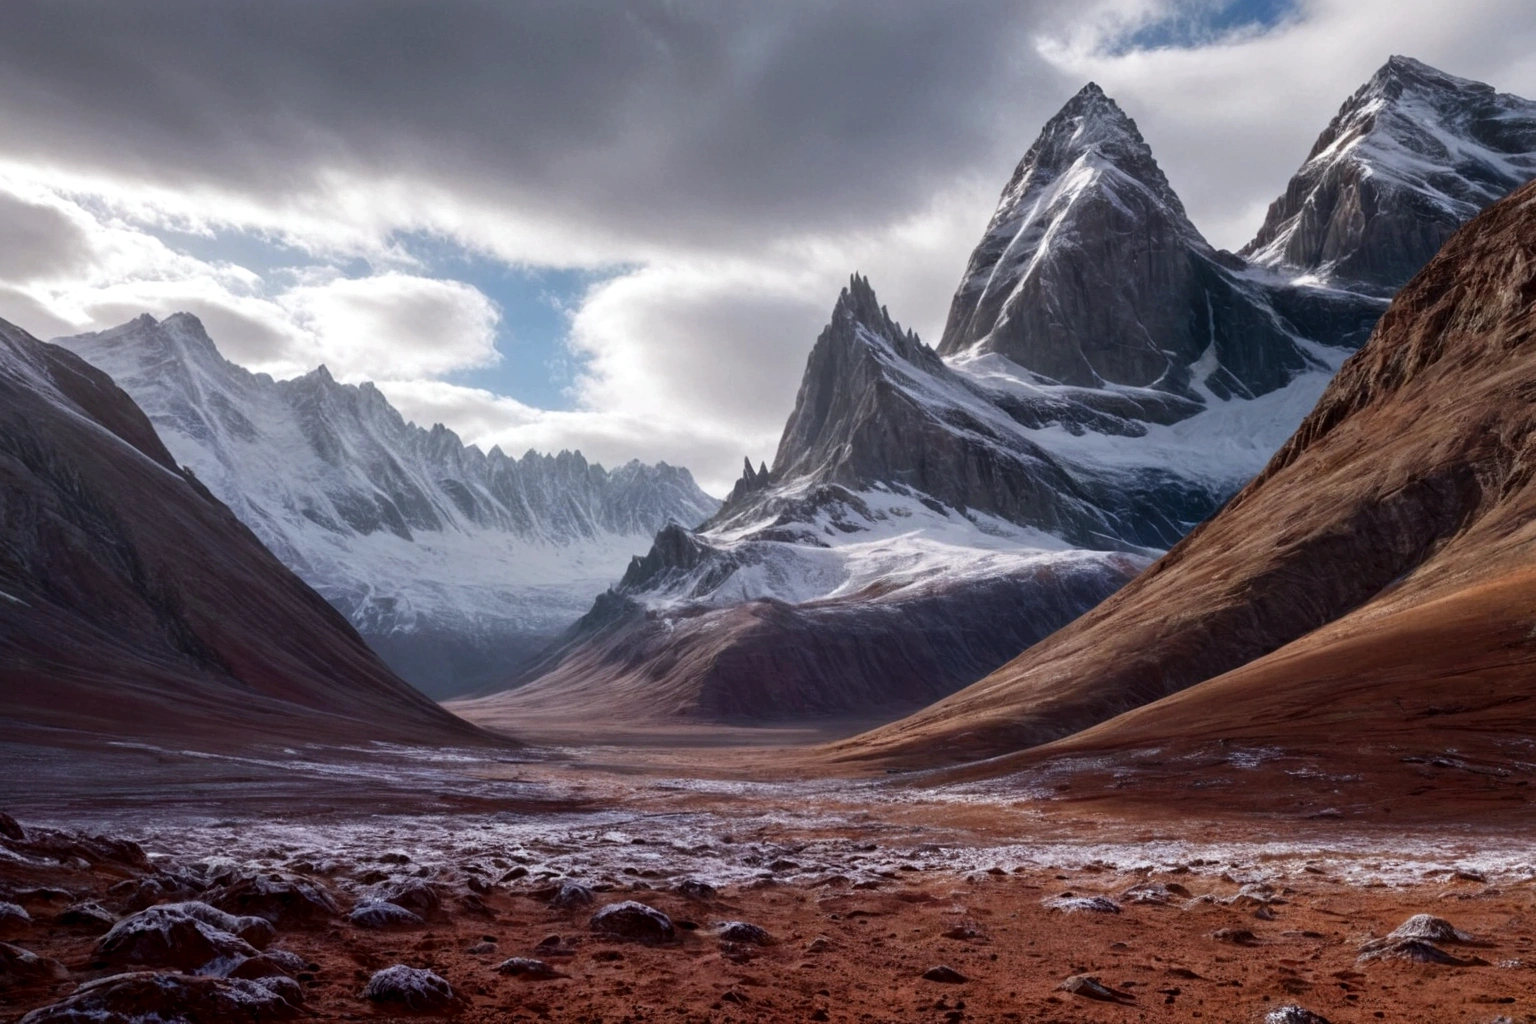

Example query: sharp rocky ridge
[1242,55,1536,292]
[56,312,719,698]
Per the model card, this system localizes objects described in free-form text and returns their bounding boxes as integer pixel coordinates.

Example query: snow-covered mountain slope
[456,59,1536,737]
[1242,55,1536,293]
[0,316,486,750]
[56,313,718,698]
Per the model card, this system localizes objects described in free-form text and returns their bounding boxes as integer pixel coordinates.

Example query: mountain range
[56,313,718,698]
[453,56,1536,738]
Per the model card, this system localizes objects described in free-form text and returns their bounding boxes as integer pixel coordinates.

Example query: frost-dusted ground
[6,740,1536,1023]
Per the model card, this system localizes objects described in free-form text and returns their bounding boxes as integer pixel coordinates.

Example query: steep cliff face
[935,83,1330,400]
[835,178,1536,769]
[57,313,718,697]
[0,317,488,749]
[1242,56,1536,293]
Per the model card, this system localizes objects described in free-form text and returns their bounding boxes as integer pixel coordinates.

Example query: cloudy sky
[1,0,1533,493]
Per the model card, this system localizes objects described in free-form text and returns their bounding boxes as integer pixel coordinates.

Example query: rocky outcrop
[55,313,718,697]
[0,317,487,749]
[1243,56,1536,293]
[833,177,1536,768]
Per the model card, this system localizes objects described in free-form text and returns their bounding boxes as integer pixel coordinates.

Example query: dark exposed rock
[206,874,339,928]
[1358,938,1489,966]
[1213,928,1258,945]
[495,957,566,980]
[0,941,69,986]
[549,882,594,909]
[95,902,263,972]
[367,878,440,919]
[589,901,675,943]
[1058,974,1133,1002]
[0,901,31,930]
[0,812,24,841]
[348,899,423,929]
[717,921,773,946]
[921,965,968,983]
[56,902,116,933]
[1043,895,1120,914]
[674,878,717,901]
[360,965,459,1013]
[18,971,301,1023]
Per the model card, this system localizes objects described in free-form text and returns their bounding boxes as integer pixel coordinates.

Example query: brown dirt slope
[0,318,493,750]
[832,177,1536,769]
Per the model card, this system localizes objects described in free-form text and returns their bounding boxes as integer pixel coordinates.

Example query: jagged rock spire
[1241,56,1536,291]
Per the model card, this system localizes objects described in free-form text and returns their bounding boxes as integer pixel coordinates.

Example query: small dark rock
[496,956,565,980]
[675,879,717,901]
[368,878,440,919]
[549,882,594,909]
[922,965,968,983]
[1213,928,1258,945]
[96,902,264,972]
[56,901,116,933]
[349,899,423,929]
[717,921,773,945]
[589,901,675,943]
[0,940,69,985]
[1059,974,1133,1002]
[0,812,25,842]
[1265,1006,1333,1024]
[207,874,340,929]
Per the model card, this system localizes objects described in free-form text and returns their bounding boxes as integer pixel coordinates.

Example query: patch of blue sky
[1111,0,1298,53]
[393,231,626,412]
[143,223,624,410]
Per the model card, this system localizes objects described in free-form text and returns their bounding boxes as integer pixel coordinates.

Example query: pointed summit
[1241,57,1536,291]
[937,83,1307,397]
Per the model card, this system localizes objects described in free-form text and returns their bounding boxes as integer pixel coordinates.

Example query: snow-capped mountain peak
[1242,56,1536,291]
[57,313,719,697]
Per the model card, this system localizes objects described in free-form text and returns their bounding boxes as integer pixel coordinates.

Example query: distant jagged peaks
[937,82,1311,398]
[1241,56,1536,291]
[55,312,722,697]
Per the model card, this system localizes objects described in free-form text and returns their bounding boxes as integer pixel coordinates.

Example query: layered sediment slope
[0,318,487,749]
[836,177,1536,769]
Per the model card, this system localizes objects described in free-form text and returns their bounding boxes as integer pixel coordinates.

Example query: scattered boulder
[1043,894,1121,914]
[19,971,300,1023]
[1121,883,1177,905]
[1213,928,1258,945]
[56,901,116,933]
[225,950,308,980]
[498,866,529,883]
[1226,883,1284,908]
[717,921,773,946]
[549,882,594,909]
[0,901,32,932]
[1358,938,1489,966]
[0,941,69,986]
[534,934,575,957]
[361,965,459,1013]
[0,812,25,842]
[1265,1006,1333,1024]
[349,899,423,929]
[110,874,202,913]
[1388,914,1486,945]
[496,957,566,980]
[367,879,440,920]
[806,936,834,954]
[922,965,968,983]
[1058,974,1133,1002]
[207,875,339,929]
[675,879,717,901]
[589,901,675,943]
[95,902,264,972]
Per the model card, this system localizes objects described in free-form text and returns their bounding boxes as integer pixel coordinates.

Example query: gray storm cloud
[0,0,1073,251]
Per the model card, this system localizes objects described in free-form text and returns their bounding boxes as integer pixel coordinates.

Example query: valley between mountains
[5,54,1536,1024]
